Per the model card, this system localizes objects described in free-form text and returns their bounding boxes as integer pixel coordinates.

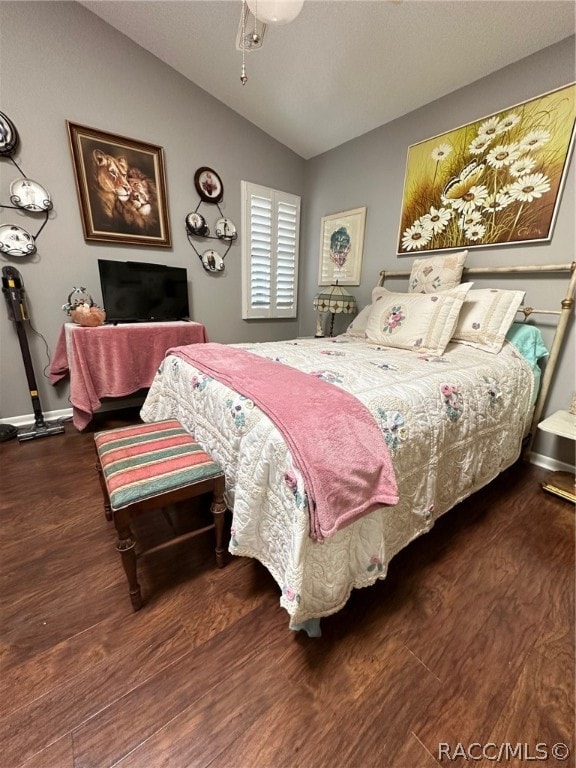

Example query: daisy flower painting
[396,83,575,254]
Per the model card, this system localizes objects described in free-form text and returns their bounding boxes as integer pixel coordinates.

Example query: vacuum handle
[2,265,29,322]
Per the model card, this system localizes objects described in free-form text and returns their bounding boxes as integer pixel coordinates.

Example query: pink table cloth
[49,321,207,430]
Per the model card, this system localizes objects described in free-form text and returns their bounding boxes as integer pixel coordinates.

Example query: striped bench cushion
[94,420,223,511]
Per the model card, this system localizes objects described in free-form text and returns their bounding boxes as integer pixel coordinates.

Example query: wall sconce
[313,282,357,338]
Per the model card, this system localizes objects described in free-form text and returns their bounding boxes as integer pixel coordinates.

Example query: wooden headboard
[377,262,576,457]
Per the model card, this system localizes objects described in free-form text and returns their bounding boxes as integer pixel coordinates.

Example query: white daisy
[415,216,434,236]
[449,184,490,215]
[469,135,494,155]
[483,192,513,213]
[465,223,487,241]
[401,222,432,251]
[518,130,551,153]
[486,143,522,169]
[421,206,452,234]
[477,116,502,138]
[457,210,483,230]
[431,144,453,162]
[497,113,521,133]
[507,172,551,203]
[509,157,536,178]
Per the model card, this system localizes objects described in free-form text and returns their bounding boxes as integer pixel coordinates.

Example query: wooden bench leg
[211,475,227,568]
[114,507,142,611]
[95,459,113,522]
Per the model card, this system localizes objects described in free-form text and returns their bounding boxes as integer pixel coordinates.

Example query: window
[241,181,300,319]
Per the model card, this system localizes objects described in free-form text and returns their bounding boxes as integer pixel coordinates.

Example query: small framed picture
[194,167,224,204]
[67,121,172,247]
[318,207,366,286]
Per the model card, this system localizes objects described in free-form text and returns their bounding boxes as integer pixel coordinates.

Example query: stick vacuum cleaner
[2,265,64,441]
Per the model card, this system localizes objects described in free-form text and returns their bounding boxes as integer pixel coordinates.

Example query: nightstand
[537,410,576,503]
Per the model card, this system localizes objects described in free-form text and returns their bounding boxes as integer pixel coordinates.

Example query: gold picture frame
[67,121,172,247]
[396,83,575,255]
[318,207,366,286]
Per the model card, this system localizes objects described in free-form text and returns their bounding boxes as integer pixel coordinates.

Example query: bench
[94,419,227,610]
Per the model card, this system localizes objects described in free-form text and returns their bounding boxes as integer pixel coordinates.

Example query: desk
[50,321,207,430]
[537,410,576,503]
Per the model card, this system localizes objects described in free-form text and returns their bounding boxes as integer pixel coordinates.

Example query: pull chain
[252,0,260,44]
[240,0,248,84]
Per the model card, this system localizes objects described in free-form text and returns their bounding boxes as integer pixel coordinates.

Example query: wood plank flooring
[0,410,573,768]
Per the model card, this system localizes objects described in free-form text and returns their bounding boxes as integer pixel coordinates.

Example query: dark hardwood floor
[0,410,573,768]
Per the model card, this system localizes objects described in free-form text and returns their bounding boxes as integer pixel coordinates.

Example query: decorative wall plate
[0,111,19,157]
[185,211,209,236]
[10,178,52,212]
[215,217,237,241]
[194,167,224,204]
[201,248,225,272]
[0,224,37,257]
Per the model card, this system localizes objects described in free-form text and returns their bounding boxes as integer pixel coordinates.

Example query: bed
[140,262,575,635]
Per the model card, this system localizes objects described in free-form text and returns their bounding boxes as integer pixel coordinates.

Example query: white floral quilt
[140,336,534,629]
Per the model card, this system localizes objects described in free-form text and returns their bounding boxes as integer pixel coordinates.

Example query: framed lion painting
[396,83,575,255]
[67,122,172,247]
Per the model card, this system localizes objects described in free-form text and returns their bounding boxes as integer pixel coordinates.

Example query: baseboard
[527,451,575,475]
[1,397,144,429]
[0,408,73,428]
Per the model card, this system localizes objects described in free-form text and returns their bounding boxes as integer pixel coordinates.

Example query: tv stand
[49,321,207,430]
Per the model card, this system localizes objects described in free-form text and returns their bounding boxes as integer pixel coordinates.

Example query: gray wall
[0,1,305,420]
[1,2,573,465]
[301,36,575,464]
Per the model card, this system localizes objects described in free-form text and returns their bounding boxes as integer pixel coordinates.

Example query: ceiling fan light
[247,0,304,25]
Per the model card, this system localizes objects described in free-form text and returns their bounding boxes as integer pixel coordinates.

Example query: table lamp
[313,282,357,337]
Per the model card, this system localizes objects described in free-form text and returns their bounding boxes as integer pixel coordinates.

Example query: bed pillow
[505,323,549,406]
[452,288,525,354]
[505,322,549,368]
[344,304,372,338]
[408,250,468,293]
[365,283,473,355]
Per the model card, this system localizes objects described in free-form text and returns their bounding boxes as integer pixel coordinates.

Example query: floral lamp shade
[313,282,357,337]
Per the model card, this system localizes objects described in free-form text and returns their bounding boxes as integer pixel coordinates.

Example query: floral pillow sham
[408,250,468,293]
[344,304,372,338]
[452,288,525,353]
[365,283,473,355]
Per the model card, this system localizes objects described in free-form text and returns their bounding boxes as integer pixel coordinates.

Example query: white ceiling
[80,0,576,159]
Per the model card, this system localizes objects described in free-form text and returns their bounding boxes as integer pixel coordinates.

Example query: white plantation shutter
[248,191,272,310]
[242,181,300,319]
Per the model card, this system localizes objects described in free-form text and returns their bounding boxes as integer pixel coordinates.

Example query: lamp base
[328,313,336,337]
[314,312,325,338]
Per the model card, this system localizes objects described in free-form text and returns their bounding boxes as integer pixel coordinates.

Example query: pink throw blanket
[169,343,399,541]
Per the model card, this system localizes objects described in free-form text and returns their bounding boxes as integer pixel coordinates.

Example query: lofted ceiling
[79,0,576,159]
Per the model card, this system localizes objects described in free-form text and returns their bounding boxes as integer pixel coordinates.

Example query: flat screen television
[98,259,190,323]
